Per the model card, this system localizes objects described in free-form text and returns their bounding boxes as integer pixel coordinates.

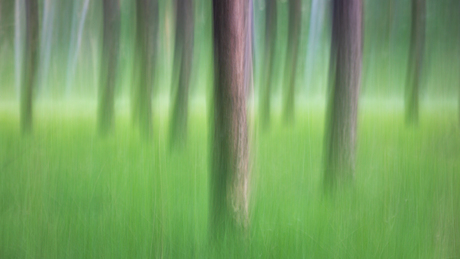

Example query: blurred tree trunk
[405,0,425,125]
[132,0,158,139]
[15,0,24,98]
[282,0,302,124]
[20,0,39,133]
[259,0,276,129]
[38,0,55,95]
[98,0,120,135]
[324,0,362,188]
[170,0,194,147]
[65,0,90,96]
[211,0,251,233]
[305,0,326,94]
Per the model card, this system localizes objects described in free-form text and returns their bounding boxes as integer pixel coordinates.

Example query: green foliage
[1,100,459,258]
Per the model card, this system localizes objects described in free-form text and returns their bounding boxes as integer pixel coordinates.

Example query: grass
[0,98,459,258]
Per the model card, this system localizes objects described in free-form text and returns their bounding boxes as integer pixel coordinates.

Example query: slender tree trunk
[259,0,276,128]
[305,0,326,93]
[20,0,39,133]
[133,0,158,139]
[38,0,55,95]
[98,0,120,135]
[282,0,302,124]
[65,0,90,96]
[15,0,24,98]
[324,0,362,188]
[405,0,425,125]
[170,0,194,147]
[211,0,251,233]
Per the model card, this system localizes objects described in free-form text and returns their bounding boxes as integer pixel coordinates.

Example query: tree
[65,0,90,96]
[282,0,302,124]
[211,0,251,233]
[132,0,158,139]
[20,0,39,133]
[324,0,362,188]
[38,0,55,95]
[259,0,277,128]
[405,0,425,125]
[305,0,326,94]
[169,0,194,147]
[98,0,121,135]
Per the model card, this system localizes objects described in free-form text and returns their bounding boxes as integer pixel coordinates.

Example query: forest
[0,0,460,258]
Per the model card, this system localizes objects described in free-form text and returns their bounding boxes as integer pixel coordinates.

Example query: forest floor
[0,99,459,258]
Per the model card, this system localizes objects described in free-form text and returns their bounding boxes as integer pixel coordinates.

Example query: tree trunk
[259,0,276,129]
[38,0,55,95]
[211,0,251,233]
[170,0,194,147]
[132,0,158,139]
[405,0,425,125]
[282,0,302,124]
[65,0,90,96]
[20,0,39,133]
[305,0,326,94]
[324,0,362,188]
[98,0,120,135]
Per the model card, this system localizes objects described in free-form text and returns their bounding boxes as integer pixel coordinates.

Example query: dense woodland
[1,0,460,258]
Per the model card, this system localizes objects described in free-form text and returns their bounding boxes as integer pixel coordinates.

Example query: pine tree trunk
[133,0,158,139]
[98,0,120,135]
[20,0,39,133]
[283,0,301,124]
[170,0,194,147]
[211,0,251,232]
[38,0,55,95]
[259,0,276,128]
[405,0,425,125]
[324,0,362,188]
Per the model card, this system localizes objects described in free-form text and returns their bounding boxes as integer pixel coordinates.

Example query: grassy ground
[0,99,459,258]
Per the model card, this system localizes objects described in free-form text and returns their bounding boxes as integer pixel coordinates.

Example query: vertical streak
[15,0,24,99]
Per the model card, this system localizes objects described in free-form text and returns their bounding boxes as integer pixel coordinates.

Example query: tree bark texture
[282,0,301,124]
[324,0,362,188]
[98,0,121,135]
[170,0,194,147]
[405,0,425,125]
[259,0,276,128]
[211,0,251,231]
[20,0,39,133]
[133,0,158,139]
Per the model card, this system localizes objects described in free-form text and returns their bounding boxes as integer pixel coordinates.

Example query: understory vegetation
[1,100,458,258]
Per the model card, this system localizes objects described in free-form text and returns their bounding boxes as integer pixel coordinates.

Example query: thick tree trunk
[405,0,425,125]
[259,0,276,128]
[211,0,251,232]
[170,0,194,147]
[282,0,302,124]
[133,0,158,139]
[324,0,362,188]
[98,0,120,135]
[20,0,39,133]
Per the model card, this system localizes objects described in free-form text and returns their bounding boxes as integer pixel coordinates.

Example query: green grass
[0,99,459,258]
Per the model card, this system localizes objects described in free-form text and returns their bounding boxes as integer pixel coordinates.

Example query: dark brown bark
[20,0,39,133]
[324,0,362,188]
[405,0,425,125]
[211,0,251,232]
[98,0,121,135]
[132,0,158,139]
[170,0,194,147]
[260,0,277,128]
[282,0,302,124]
